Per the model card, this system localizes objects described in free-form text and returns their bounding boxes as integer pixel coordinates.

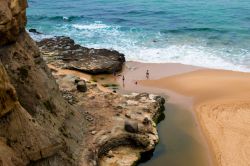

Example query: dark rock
[124,120,138,133]
[28,29,42,34]
[76,80,87,92]
[74,78,81,84]
[135,93,149,100]
[37,36,126,74]
[143,117,150,125]
[154,96,165,105]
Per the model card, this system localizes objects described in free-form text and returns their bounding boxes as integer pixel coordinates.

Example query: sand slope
[198,101,250,166]
[142,69,250,166]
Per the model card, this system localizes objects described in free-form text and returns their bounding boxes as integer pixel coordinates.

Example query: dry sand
[49,62,250,166]
[141,68,250,166]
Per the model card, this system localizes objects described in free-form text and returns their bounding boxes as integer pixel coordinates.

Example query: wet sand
[114,62,214,166]
[49,62,250,166]
[55,61,214,166]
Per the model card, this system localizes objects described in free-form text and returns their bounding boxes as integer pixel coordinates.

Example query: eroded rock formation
[0,0,27,45]
[37,36,125,74]
[49,71,165,166]
[0,1,87,165]
[0,1,165,165]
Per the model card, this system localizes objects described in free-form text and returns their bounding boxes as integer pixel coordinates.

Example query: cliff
[0,0,87,165]
[0,1,165,165]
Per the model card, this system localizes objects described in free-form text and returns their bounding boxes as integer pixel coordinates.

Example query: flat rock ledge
[37,36,125,74]
[51,69,165,166]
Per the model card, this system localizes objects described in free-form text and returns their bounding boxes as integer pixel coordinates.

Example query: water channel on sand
[139,102,211,166]
[92,63,213,166]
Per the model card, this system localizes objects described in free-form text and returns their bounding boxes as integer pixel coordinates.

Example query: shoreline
[41,34,250,166]
[46,59,250,166]
[45,63,166,166]
[137,63,250,166]
[2,1,250,164]
[115,61,214,166]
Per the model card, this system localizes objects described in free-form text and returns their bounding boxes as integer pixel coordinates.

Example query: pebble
[91,131,97,135]
[125,113,131,118]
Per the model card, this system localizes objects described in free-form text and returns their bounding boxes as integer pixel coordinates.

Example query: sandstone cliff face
[0,64,18,117]
[0,1,165,166]
[0,0,27,46]
[0,0,87,165]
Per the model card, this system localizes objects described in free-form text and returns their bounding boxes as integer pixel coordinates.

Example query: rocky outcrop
[49,70,165,166]
[0,1,165,165]
[0,25,164,166]
[0,0,88,164]
[37,36,126,74]
[0,0,27,46]
[0,30,90,165]
[28,28,42,34]
[0,61,59,165]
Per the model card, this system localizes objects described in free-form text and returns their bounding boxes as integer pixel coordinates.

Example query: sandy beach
[138,65,250,166]
[48,61,250,166]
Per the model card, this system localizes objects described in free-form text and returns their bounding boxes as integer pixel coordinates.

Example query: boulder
[124,120,138,133]
[37,36,126,74]
[29,28,42,34]
[143,117,150,125]
[76,80,87,92]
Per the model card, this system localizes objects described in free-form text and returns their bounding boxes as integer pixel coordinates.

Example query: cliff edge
[0,1,87,165]
[0,1,165,165]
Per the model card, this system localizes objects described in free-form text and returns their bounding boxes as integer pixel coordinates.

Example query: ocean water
[27,0,250,72]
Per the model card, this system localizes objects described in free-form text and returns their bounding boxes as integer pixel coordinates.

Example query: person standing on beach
[122,75,125,87]
[146,70,149,79]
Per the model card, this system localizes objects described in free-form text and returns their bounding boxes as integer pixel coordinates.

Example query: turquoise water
[27,0,250,71]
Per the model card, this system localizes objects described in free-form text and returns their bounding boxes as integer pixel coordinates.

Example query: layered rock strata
[37,36,125,74]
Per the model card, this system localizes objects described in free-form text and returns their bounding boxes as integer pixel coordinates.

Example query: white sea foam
[127,45,250,72]
[29,22,250,72]
[70,22,250,72]
[63,16,69,20]
[28,31,54,41]
[72,22,111,30]
[88,43,250,72]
